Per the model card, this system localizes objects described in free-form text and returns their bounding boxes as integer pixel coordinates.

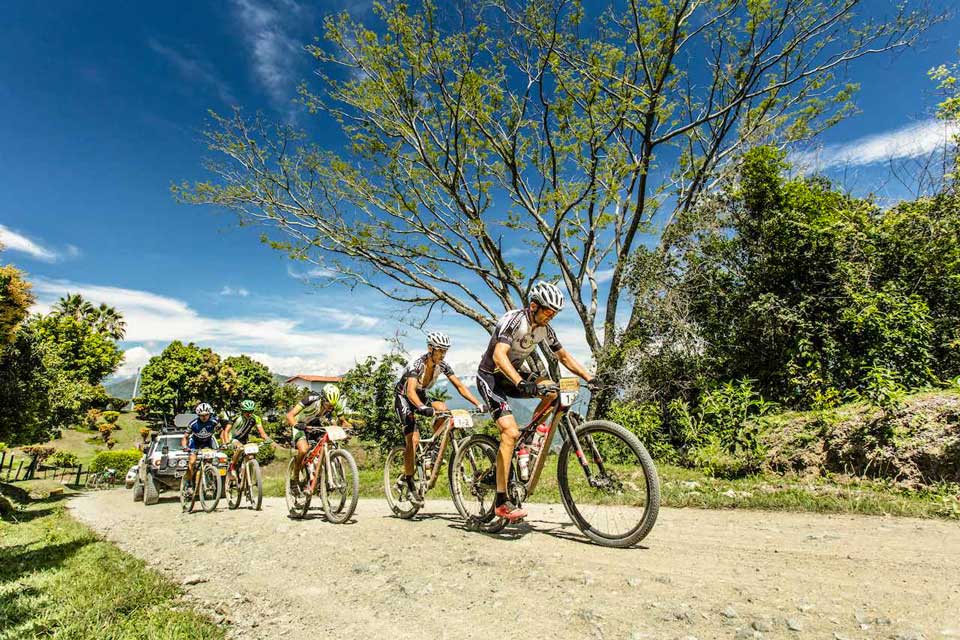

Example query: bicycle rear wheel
[227,465,242,510]
[321,449,359,524]
[557,420,660,548]
[449,434,506,533]
[384,446,422,519]
[199,464,221,513]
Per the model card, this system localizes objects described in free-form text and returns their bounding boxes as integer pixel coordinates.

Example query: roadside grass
[259,447,960,520]
[0,490,223,640]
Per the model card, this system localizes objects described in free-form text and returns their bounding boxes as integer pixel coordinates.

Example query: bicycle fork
[561,417,610,488]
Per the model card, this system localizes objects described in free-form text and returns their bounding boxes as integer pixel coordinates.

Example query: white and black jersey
[393,353,455,395]
[478,308,563,374]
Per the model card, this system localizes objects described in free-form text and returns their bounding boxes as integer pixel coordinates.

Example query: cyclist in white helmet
[181,402,220,491]
[394,331,483,506]
[476,281,594,522]
[285,383,351,495]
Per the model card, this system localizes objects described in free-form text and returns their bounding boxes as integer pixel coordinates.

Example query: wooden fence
[0,451,96,485]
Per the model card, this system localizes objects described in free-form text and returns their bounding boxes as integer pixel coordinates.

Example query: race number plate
[243,444,259,455]
[559,377,580,407]
[325,426,349,441]
[451,409,474,430]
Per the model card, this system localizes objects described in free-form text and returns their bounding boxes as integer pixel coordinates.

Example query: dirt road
[69,491,959,639]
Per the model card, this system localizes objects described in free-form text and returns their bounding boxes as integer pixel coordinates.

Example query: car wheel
[144,472,159,505]
[133,477,144,502]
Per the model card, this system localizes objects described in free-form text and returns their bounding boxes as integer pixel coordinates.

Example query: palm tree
[93,303,126,340]
[53,293,95,321]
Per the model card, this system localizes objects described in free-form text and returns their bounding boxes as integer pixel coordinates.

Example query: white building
[284,374,344,393]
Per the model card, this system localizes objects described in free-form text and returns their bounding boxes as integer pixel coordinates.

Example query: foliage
[138,427,151,442]
[629,148,960,414]
[101,411,120,425]
[0,264,32,344]
[178,0,932,416]
[137,342,283,419]
[340,353,406,452]
[22,445,55,463]
[49,451,80,468]
[90,449,142,474]
[52,294,126,340]
[604,401,676,463]
[858,366,907,413]
[254,441,276,467]
[83,409,101,431]
[32,314,123,385]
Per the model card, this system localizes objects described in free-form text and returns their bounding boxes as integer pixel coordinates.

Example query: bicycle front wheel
[384,446,422,519]
[285,457,311,518]
[321,449,359,524]
[179,473,195,513]
[199,464,221,513]
[449,434,506,533]
[557,420,660,548]
[247,459,263,510]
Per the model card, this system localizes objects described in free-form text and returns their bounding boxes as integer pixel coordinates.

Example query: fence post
[3,455,11,481]
[14,460,24,481]
[0,451,5,472]
[75,464,82,486]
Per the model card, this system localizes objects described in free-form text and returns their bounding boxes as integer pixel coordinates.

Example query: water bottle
[517,447,530,481]
[423,454,433,474]
[529,423,549,456]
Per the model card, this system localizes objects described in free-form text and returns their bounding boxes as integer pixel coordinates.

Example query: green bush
[101,411,120,425]
[604,401,677,462]
[90,449,141,473]
[49,451,80,468]
[255,441,276,466]
[688,436,758,478]
[22,445,55,463]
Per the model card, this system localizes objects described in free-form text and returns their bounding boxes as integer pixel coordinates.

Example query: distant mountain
[273,373,292,385]
[104,374,138,400]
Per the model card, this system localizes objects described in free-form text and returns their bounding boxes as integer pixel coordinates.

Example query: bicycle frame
[416,414,468,491]
[300,429,344,494]
[517,377,587,496]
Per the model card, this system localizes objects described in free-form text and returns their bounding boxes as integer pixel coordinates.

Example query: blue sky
[1,0,957,380]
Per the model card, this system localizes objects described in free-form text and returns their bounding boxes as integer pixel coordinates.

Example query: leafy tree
[52,293,95,321]
[340,353,405,451]
[178,0,934,414]
[137,341,222,416]
[218,355,276,412]
[0,263,32,344]
[628,146,957,411]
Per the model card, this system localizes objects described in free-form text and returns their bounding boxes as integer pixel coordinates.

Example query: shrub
[0,442,7,452]
[49,451,80,468]
[101,411,120,425]
[858,365,907,413]
[688,436,757,478]
[22,445,55,463]
[604,401,677,463]
[255,441,276,466]
[139,427,152,442]
[90,449,141,473]
[84,408,101,431]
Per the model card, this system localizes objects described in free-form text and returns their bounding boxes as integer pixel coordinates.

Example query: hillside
[104,374,138,400]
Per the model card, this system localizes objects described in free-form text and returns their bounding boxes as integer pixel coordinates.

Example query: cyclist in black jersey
[476,281,594,522]
[395,331,483,506]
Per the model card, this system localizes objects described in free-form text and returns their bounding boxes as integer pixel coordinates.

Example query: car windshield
[160,438,185,453]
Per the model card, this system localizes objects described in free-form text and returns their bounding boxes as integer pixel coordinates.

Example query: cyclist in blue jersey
[181,402,220,490]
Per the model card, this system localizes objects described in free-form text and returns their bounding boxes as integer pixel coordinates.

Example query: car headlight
[178,459,187,468]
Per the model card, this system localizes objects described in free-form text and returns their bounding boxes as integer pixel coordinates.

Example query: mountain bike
[383,409,485,518]
[180,448,223,513]
[285,425,359,523]
[450,378,660,548]
[226,441,264,510]
[86,467,118,490]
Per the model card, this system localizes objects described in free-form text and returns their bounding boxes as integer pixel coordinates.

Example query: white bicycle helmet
[195,402,214,416]
[529,281,565,312]
[426,331,452,349]
[322,384,341,404]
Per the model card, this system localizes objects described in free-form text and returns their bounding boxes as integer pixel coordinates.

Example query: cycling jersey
[187,416,219,450]
[291,394,348,426]
[393,353,454,395]
[478,308,563,373]
[230,413,263,441]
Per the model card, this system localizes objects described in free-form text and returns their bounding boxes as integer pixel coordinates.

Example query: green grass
[260,446,960,520]
[12,413,151,467]
[0,491,224,640]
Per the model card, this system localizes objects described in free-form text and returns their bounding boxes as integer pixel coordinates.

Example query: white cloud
[220,286,250,297]
[29,277,392,376]
[148,39,236,105]
[792,119,960,172]
[116,346,153,378]
[232,0,304,106]
[594,268,615,284]
[0,224,59,261]
[286,263,340,280]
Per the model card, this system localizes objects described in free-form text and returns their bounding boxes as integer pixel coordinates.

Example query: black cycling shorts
[394,389,427,436]
[476,369,540,421]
